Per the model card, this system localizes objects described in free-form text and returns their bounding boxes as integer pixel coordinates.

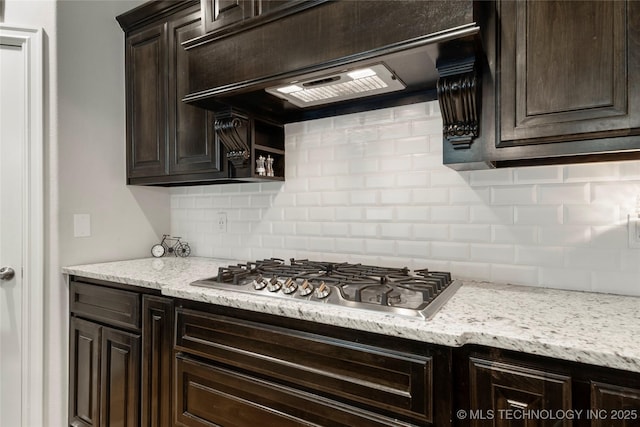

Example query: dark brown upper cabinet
[118,1,224,186]
[201,0,255,34]
[444,0,640,169]
[498,0,639,147]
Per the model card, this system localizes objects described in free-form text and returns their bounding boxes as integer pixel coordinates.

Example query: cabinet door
[100,328,141,427]
[469,357,572,427]
[125,23,168,179]
[498,0,640,146]
[69,318,102,427]
[591,382,640,427]
[141,296,174,427]
[201,0,254,34]
[168,10,221,175]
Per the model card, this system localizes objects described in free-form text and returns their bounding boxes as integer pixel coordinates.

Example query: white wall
[5,1,169,425]
[171,101,640,297]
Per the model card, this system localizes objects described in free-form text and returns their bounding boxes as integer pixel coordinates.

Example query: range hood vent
[265,64,406,108]
[184,0,485,125]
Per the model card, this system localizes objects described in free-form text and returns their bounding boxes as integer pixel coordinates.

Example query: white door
[0,38,26,427]
[0,25,44,427]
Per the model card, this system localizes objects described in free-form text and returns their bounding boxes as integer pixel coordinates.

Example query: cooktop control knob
[266,276,282,292]
[314,281,330,299]
[282,278,297,294]
[252,275,267,290]
[298,279,313,296]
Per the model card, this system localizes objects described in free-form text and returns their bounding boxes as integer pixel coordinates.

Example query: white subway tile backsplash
[470,168,513,187]
[396,171,430,188]
[365,239,396,255]
[380,223,413,239]
[412,188,449,205]
[539,267,592,291]
[349,223,379,238]
[394,103,428,120]
[431,242,470,261]
[514,165,563,184]
[491,186,536,205]
[308,207,335,221]
[365,207,394,221]
[414,224,449,240]
[492,225,536,244]
[470,243,514,263]
[411,118,442,136]
[431,206,469,223]
[564,163,620,182]
[538,226,590,246]
[565,248,620,270]
[380,189,412,205]
[171,100,639,295]
[515,246,563,267]
[379,122,412,140]
[515,206,562,225]
[591,271,640,296]
[451,225,491,242]
[471,206,514,224]
[491,264,538,286]
[321,222,349,237]
[450,188,491,205]
[395,136,430,155]
[347,127,378,143]
[397,241,430,258]
[396,206,430,221]
[564,204,618,225]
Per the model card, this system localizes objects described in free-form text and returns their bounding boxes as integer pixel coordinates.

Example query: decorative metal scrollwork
[214,114,250,169]
[437,58,479,150]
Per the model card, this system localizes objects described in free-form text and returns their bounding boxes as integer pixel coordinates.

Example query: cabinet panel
[168,10,220,175]
[70,281,141,330]
[591,382,640,427]
[175,354,401,427]
[469,357,572,427]
[201,0,254,34]
[499,0,640,146]
[126,23,167,178]
[69,318,101,427]
[141,296,174,427]
[176,307,433,424]
[101,328,141,427]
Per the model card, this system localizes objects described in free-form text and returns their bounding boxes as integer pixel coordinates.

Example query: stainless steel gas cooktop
[191,258,461,319]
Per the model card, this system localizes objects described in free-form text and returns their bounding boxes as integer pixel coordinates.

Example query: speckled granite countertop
[63,257,640,373]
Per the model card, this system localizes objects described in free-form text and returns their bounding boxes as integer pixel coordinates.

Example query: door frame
[0,24,44,426]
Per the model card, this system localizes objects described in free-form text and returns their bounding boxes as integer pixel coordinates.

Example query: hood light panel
[266,63,405,108]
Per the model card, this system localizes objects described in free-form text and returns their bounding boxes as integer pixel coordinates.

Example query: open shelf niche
[213,108,285,181]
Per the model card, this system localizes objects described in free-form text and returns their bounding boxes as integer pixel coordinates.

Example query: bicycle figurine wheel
[177,243,191,257]
[151,244,165,258]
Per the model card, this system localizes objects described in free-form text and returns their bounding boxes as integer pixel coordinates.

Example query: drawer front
[70,281,141,330]
[175,354,407,427]
[175,308,433,424]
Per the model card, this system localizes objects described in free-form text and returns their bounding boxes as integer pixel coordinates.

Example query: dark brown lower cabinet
[468,356,572,427]
[69,317,140,427]
[69,278,640,427]
[69,317,101,427]
[69,278,174,427]
[141,295,174,427]
[457,347,640,427]
[591,382,640,427]
[173,304,453,427]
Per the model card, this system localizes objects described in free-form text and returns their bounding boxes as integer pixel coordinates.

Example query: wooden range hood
[183,0,486,148]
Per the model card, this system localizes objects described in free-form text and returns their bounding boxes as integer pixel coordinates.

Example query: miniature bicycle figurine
[151,234,191,258]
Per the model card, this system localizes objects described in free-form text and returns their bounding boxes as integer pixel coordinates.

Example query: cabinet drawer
[70,281,141,330]
[175,308,433,424]
[176,354,407,427]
